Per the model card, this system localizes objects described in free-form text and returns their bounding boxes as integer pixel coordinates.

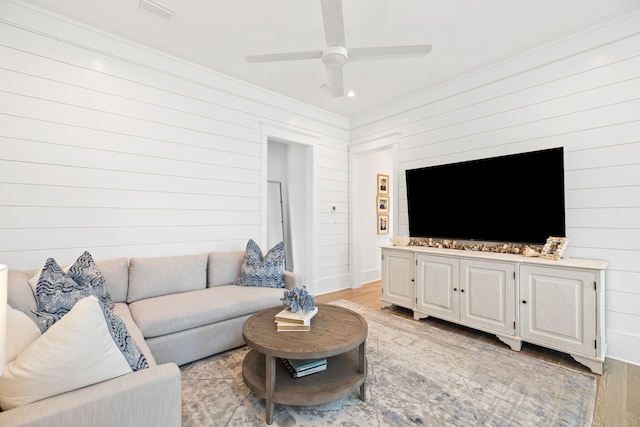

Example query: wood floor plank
[627,363,640,427]
[593,358,626,426]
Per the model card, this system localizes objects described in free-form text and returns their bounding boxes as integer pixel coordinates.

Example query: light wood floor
[315,281,640,427]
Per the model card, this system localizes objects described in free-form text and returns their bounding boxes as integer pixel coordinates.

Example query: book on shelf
[276,322,310,332]
[275,306,318,325]
[282,358,327,378]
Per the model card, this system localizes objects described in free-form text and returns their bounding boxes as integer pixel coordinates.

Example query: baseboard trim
[605,329,640,367]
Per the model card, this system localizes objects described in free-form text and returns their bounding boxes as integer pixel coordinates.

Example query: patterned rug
[181,300,597,426]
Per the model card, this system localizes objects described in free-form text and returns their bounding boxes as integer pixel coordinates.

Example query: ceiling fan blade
[349,44,432,61]
[245,50,323,63]
[325,65,344,97]
[320,0,346,46]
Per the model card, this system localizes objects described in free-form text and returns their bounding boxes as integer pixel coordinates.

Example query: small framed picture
[540,236,569,260]
[377,174,389,195]
[377,215,389,234]
[376,196,389,213]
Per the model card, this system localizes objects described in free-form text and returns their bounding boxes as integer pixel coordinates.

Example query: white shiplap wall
[0,0,350,295]
[350,11,640,365]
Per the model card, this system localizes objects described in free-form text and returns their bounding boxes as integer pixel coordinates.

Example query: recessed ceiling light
[321,84,354,98]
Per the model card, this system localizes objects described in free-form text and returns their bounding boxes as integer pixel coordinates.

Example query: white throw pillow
[5,305,41,363]
[0,296,133,410]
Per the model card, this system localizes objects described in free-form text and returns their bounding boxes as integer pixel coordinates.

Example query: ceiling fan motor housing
[322,45,348,67]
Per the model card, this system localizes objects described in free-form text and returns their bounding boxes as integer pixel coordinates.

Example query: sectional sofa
[0,250,300,426]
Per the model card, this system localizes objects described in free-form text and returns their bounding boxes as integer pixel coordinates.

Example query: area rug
[180,300,597,426]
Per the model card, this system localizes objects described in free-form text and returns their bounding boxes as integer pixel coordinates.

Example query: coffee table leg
[265,354,276,424]
[358,341,367,401]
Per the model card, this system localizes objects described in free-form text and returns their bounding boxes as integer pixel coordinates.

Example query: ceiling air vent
[139,0,175,21]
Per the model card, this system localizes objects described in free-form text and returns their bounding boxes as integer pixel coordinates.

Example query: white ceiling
[21,0,640,118]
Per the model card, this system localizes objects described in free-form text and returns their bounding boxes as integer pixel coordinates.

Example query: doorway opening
[262,124,317,291]
[349,134,399,288]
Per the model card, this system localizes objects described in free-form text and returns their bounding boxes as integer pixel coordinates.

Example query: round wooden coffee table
[242,303,368,424]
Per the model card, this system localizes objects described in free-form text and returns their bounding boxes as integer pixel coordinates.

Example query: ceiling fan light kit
[322,46,348,67]
[245,0,431,97]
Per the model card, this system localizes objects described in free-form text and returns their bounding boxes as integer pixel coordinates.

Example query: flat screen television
[405,147,565,245]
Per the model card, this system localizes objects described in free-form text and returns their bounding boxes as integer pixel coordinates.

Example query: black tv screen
[405,147,565,245]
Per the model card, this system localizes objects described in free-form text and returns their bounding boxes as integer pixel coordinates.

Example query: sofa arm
[283,271,303,289]
[0,363,181,427]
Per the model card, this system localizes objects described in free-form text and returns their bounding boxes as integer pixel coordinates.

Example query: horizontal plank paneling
[607,312,640,336]
[606,290,640,316]
[567,208,640,230]
[0,0,350,290]
[0,225,259,251]
[0,206,259,228]
[606,271,640,293]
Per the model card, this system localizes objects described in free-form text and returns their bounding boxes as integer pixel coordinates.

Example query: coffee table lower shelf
[242,348,367,407]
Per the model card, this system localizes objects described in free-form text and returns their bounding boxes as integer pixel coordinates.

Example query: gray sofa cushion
[127,254,207,303]
[129,285,285,338]
[97,258,129,304]
[113,303,157,367]
[7,270,36,312]
[207,251,244,287]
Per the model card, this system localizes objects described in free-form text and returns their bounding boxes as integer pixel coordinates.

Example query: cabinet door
[459,260,516,336]
[520,265,596,357]
[381,249,415,309]
[415,254,459,322]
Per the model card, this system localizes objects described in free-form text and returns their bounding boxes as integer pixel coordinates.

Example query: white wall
[354,148,393,284]
[0,0,349,295]
[350,10,640,365]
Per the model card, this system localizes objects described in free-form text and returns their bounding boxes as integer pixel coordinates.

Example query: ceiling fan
[245,0,432,97]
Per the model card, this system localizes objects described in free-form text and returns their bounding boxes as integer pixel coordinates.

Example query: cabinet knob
[460,289,465,293]
[453,288,458,291]
[522,300,527,304]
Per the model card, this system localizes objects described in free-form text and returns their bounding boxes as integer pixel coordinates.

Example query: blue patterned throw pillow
[35,251,115,318]
[96,298,148,371]
[67,251,115,310]
[235,239,286,288]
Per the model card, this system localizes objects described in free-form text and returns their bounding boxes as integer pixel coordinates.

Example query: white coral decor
[391,235,410,246]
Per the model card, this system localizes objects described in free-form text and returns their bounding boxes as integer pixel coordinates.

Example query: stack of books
[275,306,318,332]
[282,358,327,378]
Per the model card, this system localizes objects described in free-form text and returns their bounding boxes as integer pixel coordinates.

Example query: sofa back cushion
[127,254,207,303]
[97,258,130,304]
[7,270,37,312]
[207,251,244,287]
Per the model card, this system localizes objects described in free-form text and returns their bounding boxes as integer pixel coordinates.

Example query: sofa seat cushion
[112,303,157,367]
[129,285,285,339]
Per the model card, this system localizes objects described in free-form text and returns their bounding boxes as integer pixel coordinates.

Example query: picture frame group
[377,174,389,234]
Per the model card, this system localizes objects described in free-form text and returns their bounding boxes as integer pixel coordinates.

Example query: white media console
[380,245,607,374]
